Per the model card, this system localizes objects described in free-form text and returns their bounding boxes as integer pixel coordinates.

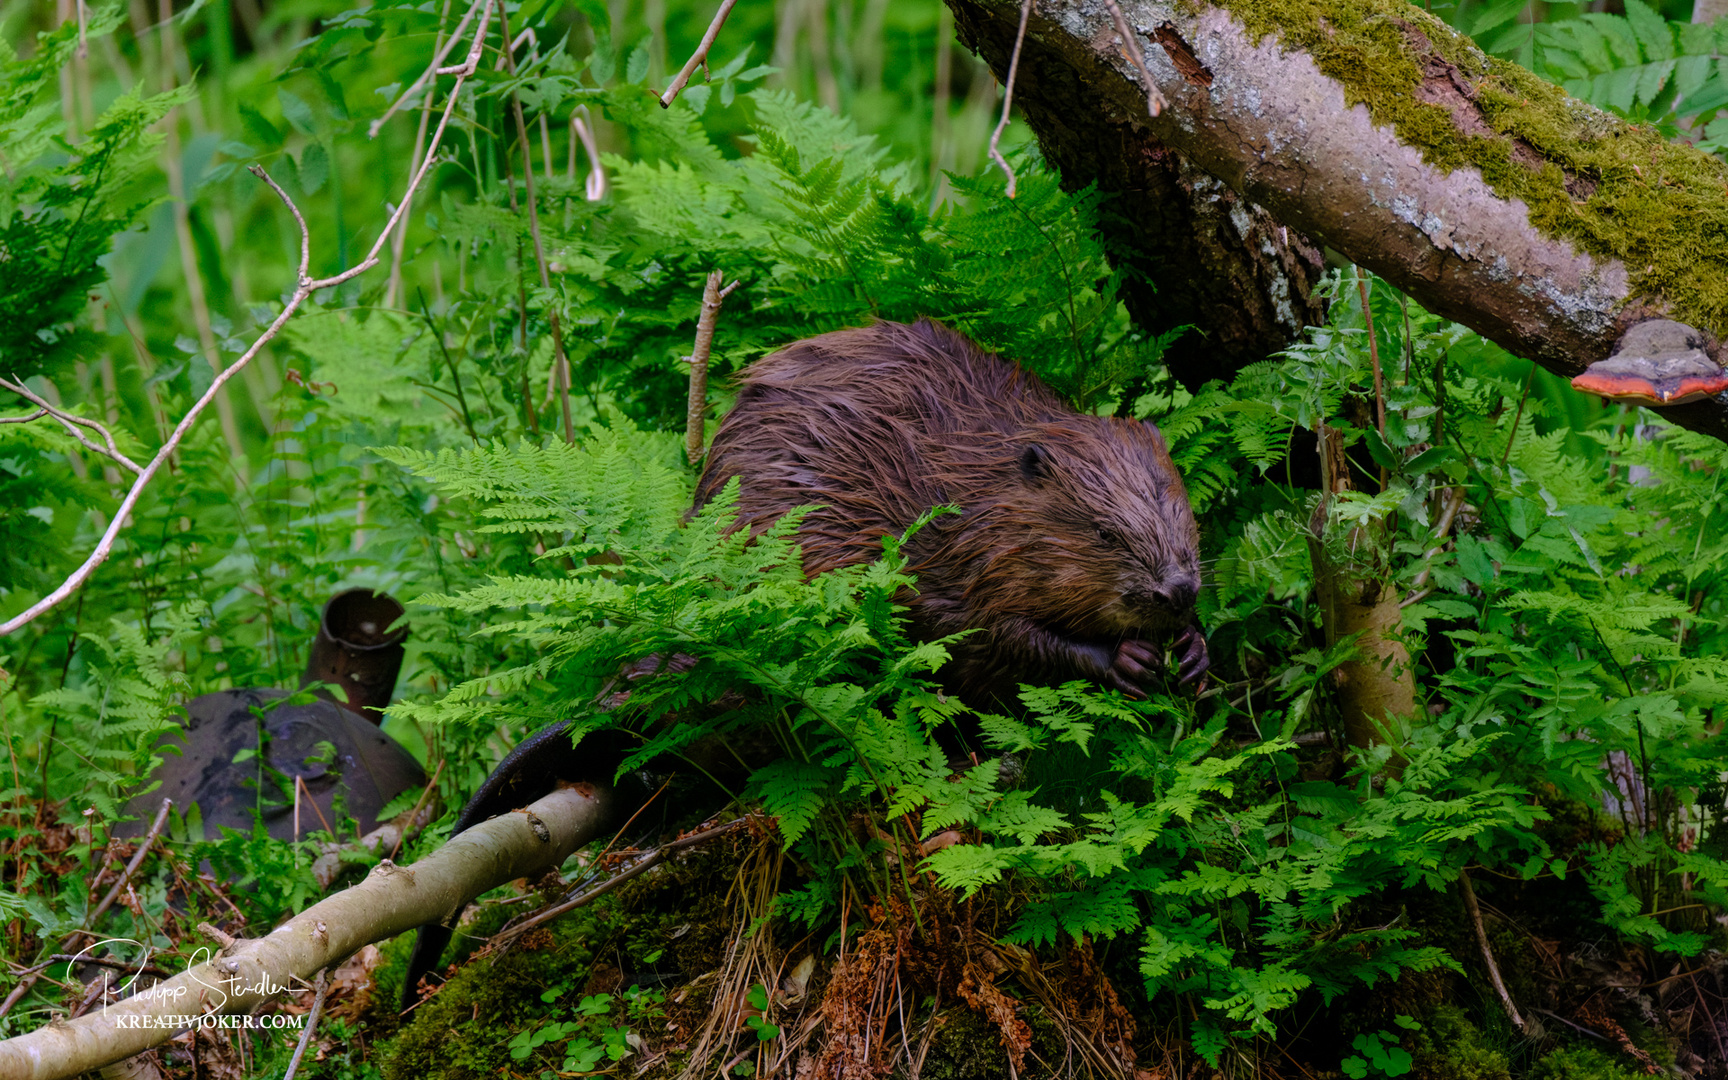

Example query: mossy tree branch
[948,0,1728,442]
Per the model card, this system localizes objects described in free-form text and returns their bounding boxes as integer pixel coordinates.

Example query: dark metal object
[116,689,426,841]
[114,590,424,843]
[302,589,408,722]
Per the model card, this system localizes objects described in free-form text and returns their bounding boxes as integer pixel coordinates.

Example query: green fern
[31,607,199,822]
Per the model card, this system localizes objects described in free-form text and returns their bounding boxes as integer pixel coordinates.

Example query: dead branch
[1098,0,1165,117]
[659,0,741,108]
[986,0,1033,197]
[945,0,1728,441]
[92,798,172,926]
[570,107,607,201]
[0,0,492,638]
[685,271,740,465]
[369,0,483,138]
[0,377,142,475]
[279,968,329,1080]
[494,816,751,945]
[1459,870,1524,1030]
[496,0,575,444]
[389,758,444,862]
[0,784,614,1080]
[385,0,456,309]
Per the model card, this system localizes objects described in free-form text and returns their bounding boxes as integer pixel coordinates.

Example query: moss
[1527,1043,1650,1080]
[1408,1005,1510,1080]
[381,923,591,1080]
[915,1004,1071,1080]
[380,846,745,1080]
[1209,0,1728,336]
[918,1009,1018,1080]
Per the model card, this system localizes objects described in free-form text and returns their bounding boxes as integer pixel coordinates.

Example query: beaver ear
[1019,443,1053,485]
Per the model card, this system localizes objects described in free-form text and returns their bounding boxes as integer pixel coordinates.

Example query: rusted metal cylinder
[302,588,408,723]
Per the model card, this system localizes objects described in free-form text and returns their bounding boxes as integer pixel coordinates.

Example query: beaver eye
[1096,525,1117,546]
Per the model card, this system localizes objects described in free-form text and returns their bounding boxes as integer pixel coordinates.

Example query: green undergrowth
[1527,1044,1651,1080]
[11,2,1728,1074]
[1214,0,1728,336]
[384,844,740,1080]
[1408,1006,1512,1080]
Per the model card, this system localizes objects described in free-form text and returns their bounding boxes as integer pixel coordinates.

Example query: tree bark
[948,0,1728,442]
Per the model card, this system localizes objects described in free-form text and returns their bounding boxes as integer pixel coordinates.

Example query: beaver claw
[1107,627,1210,698]
[1108,639,1159,699]
[1172,624,1210,687]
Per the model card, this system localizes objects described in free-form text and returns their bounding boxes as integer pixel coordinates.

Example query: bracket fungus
[1571,320,1728,407]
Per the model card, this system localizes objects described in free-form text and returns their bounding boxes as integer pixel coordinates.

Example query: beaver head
[958,416,1201,639]
[697,318,1209,706]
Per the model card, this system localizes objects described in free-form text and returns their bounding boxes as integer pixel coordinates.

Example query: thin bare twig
[1099,0,1165,117]
[89,798,172,928]
[369,0,482,137]
[385,0,456,309]
[1459,870,1524,1030]
[1529,1007,1609,1042]
[989,0,1034,197]
[496,0,574,444]
[390,758,444,862]
[0,379,141,474]
[494,817,750,944]
[659,0,741,107]
[1355,271,1386,440]
[1499,361,1539,469]
[685,271,740,465]
[281,969,330,1080]
[0,1,492,638]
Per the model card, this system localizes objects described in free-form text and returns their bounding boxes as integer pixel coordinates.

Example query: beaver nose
[1155,575,1199,612]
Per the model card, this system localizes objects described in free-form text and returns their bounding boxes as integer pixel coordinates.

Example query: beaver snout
[1125,573,1198,616]
[1154,573,1199,612]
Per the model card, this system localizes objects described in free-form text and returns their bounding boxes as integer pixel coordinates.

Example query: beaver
[400,319,1206,1007]
[695,318,1207,703]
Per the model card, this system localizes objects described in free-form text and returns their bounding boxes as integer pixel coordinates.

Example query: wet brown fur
[694,319,1204,707]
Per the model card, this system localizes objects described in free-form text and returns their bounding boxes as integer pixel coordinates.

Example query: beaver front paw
[1106,629,1209,698]
[1172,624,1209,687]
[1108,639,1159,699]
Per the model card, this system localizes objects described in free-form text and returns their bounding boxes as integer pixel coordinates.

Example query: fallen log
[948,0,1728,441]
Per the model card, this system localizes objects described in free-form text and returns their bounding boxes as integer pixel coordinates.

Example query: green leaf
[1362,427,1398,471]
[1624,0,1674,61]
[238,104,281,150]
[277,87,316,134]
[750,759,834,845]
[1471,0,1527,36]
[1401,445,1459,477]
[626,44,650,84]
[298,141,329,195]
